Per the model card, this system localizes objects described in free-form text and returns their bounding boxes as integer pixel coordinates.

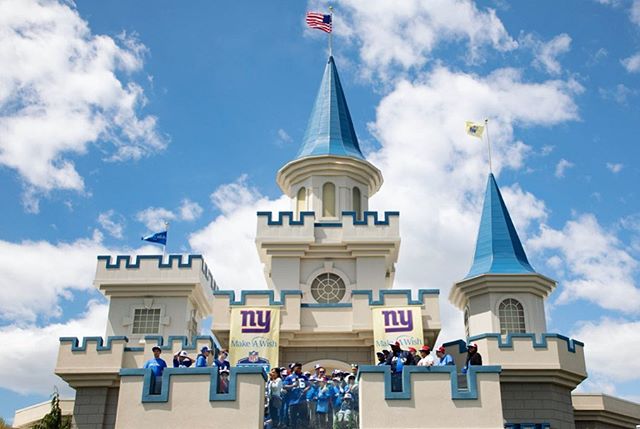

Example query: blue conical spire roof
[465,174,536,279]
[296,56,365,160]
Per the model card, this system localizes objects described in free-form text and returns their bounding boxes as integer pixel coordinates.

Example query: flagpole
[163,221,169,259]
[484,118,493,174]
[328,6,334,57]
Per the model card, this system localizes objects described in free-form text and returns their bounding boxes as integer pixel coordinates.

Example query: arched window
[322,182,336,217]
[310,273,346,304]
[464,306,470,339]
[296,187,306,217]
[498,298,526,334]
[352,187,361,220]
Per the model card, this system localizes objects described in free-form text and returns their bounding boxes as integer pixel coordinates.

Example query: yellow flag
[465,121,485,139]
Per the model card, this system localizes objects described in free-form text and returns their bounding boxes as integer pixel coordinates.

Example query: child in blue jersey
[143,346,167,394]
[195,346,210,367]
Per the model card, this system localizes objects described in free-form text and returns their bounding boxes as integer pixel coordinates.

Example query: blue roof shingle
[466,174,536,279]
[296,56,365,160]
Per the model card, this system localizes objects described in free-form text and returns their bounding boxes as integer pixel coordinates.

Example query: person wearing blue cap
[143,346,167,394]
[195,346,210,367]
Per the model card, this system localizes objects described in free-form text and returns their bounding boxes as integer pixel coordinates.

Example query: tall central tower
[256,56,399,304]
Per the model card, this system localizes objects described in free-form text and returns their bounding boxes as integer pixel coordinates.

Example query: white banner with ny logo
[371,306,424,351]
[229,307,280,368]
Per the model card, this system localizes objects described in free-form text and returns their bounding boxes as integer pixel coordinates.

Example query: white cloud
[136,207,176,231]
[0,0,165,204]
[190,64,581,341]
[189,176,289,292]
[555,158,574,178]
[631,0,640,25]
[276,128,293,147]
[572,317,640,392]
[178,198,203,222]
[621,53,640,73]
[528,214,640,314]
[324,0,517,78]
[599,84,636,104]
[98,209,125,239]
[606,162,624,173]
[501,183,548,236]
[0,301,108,396]
[522,33,572,75]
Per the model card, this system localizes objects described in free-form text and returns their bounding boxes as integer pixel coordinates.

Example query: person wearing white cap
[172,350,193,368]
[336,392,354,427]
[217,368,230,394]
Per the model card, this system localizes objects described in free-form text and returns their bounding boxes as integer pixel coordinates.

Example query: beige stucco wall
[115,372,265,429]
[573,393,640,428]
[357,371,504,429]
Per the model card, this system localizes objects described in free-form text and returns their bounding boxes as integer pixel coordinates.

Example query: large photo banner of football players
[228,307,280,369]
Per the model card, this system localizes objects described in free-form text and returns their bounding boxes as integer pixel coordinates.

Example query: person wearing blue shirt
[435,346,455,366]
[143,346,167,394]
[315,378,332,429]
[195,346,210,368]
[213,350,230,371]
[283,363,309,428]
[306,377,319,428]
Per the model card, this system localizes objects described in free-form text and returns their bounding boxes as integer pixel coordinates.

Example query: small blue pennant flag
[141,230,167,246]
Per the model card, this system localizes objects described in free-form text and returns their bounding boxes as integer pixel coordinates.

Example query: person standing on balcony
[462,343,483,373]
[435,346,455,366]
[267,367,283,428]
[172,350,193,368]
[143,346,167,394]
[213,349,230,371]
[217,368,230,394]
[417,345,434,367]
[195,346,211,367]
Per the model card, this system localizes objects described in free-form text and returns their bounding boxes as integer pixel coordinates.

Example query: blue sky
[1,0,640,422]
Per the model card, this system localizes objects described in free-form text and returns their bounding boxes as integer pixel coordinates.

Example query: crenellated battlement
[256,210,399,227]
[442,333,587,389]
[56,335,219,389]
[116,367,266,428]
[357,364,505,428]
[96,254,218,293]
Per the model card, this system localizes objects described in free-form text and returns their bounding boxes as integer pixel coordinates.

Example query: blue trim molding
[443,333,584,354]
[212,290,303,306]
[96,254,218,292]
[256,211,399,227]
[119,366,267,403]
[59,336,128,351]
[213,289,439,307]
[352,289,439,306]
[59,335,221,354]
[357,365,501,400]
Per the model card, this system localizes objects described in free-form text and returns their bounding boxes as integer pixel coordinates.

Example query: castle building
[16,56,640,429]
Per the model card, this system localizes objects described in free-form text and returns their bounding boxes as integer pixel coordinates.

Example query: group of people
[142,341,484,422]
[265,362,359,429]
[375,342,482,391]
[142,345,233,394]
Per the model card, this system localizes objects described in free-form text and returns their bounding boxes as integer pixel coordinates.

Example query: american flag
[306,12,332,33]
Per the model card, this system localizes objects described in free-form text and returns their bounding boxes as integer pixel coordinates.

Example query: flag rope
[328,6,334,56]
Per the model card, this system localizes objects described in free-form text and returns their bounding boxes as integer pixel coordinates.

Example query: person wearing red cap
[435,346,455,366]
[417,345,434,366]
[462,343,482,374]
[406,347,418,366]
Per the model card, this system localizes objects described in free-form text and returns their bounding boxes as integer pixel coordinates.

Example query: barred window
[498,298,526,334]
[310,273,346,304]
[132,308,161,334]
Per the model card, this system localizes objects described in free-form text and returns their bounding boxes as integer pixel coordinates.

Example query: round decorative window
[310,273,346,304]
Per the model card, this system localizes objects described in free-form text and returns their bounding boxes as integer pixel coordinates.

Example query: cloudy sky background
[1,0,640,421]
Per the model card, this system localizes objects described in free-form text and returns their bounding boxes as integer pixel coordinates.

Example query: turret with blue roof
[276,56,383,220]
[450,173,556,337]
